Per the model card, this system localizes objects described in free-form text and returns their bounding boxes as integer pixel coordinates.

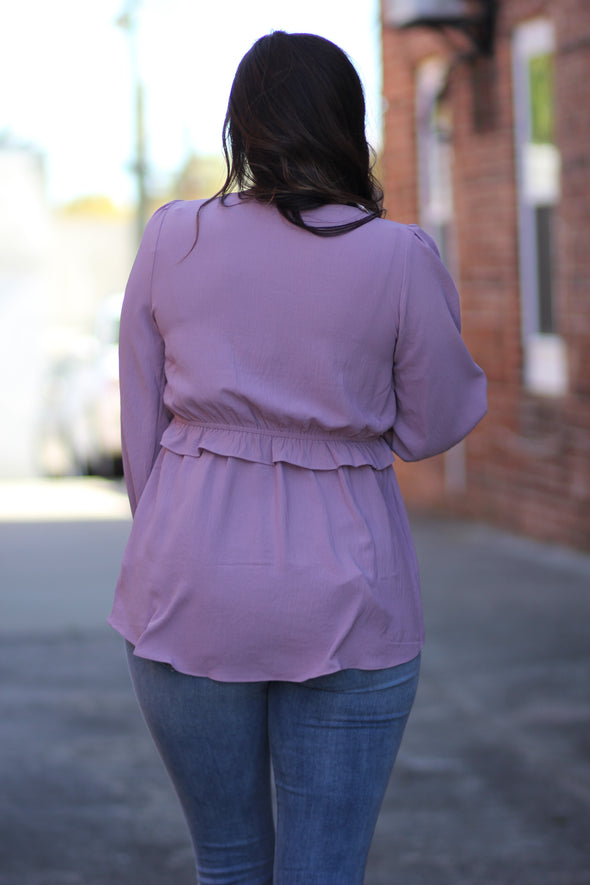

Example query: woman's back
[154,196,402,438]
[110,195,486,682]
[142,196,483,456]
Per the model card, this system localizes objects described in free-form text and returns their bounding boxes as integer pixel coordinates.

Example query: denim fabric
[126,643,420,885]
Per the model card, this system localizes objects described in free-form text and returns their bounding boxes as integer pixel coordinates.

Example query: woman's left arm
[119,204,173,515]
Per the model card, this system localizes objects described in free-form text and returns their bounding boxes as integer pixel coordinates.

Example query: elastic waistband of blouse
[160,416,394,471]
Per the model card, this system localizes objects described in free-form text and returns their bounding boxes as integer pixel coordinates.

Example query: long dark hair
[194,31,384,241]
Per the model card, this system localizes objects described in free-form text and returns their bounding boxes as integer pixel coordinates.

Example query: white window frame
[415,57,457,269]
[512,18,567,396]
[416,58,466,491]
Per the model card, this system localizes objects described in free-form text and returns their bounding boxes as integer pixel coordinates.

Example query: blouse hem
[108,617,423,683]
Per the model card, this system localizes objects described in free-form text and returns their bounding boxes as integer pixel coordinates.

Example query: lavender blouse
[109,196,487,681]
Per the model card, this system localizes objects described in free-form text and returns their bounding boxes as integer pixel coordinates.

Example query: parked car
[38,294,123,477]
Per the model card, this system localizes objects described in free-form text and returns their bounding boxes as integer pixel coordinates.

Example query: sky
[1,0,382,207]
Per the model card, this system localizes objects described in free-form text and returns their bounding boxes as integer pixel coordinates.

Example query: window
[416,58,465,491]
[415,58,457,270]
[512,19,566,396]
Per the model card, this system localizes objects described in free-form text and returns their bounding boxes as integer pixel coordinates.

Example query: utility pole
[116,0,148,246]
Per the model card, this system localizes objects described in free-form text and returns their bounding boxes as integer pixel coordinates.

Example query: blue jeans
[126,643,420,885]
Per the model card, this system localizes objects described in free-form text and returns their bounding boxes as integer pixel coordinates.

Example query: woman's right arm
[390,226,487,462]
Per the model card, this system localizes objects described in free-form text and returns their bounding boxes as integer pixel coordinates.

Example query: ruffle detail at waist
[160,418,394,471]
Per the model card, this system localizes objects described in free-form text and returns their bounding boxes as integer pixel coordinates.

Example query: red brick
[381,0,590,550]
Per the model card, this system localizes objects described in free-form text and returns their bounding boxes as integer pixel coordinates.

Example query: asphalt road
[1,479,589,884]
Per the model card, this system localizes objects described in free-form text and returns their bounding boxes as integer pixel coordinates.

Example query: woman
[110,31,487,885]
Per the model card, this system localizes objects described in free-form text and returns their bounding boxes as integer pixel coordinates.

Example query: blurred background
[1,0,589,551]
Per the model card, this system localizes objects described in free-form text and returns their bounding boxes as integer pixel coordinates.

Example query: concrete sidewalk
[0,508,589,884]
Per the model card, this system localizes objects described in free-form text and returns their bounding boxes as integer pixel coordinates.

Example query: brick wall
[381,0,590,549]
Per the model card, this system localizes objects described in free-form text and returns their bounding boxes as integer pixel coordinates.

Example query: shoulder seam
[148,204,174,317]
[397,226,413,340]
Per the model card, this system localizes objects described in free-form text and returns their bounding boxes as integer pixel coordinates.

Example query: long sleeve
[119,205,173,515]
[390,225,487,461]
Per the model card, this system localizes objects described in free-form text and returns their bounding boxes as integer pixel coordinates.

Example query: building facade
[381,0,590,548]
